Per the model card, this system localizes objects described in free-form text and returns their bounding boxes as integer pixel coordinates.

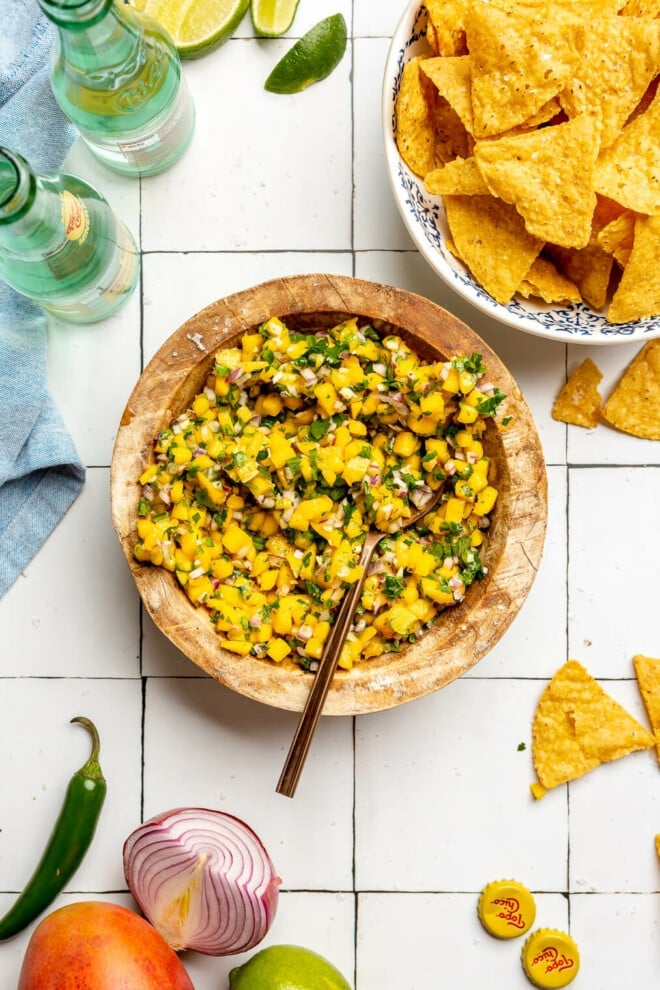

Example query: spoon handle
[276,530,383,797]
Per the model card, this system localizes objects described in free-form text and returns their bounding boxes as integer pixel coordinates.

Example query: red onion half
[123,807,281,956]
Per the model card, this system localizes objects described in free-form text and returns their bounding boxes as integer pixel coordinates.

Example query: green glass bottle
[39,0,195,177]
[0,146,139,323]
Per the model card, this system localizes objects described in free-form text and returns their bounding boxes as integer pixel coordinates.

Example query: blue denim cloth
[0,0,84,597]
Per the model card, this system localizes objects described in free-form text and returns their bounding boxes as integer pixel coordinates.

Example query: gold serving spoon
[276,488,443,797]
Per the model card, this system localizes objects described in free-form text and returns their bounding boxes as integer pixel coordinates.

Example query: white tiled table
[2,3,659,987]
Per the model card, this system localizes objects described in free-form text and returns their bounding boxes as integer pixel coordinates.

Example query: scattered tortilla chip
[559,16,660,148]
[532,659,655,790]
[426,0,468,56]
[656,834,660,859]
[633,654,660,762]
[518,256,582,305]
[466,0,583,137]
[395,57,437,178]
[597,213,636,268]
[425,156,489,196]
[420,55,474,133]
[594,90,660,214]
[551,358,603,428]
[443,194,543,304]
[607,214,660,324]
[474,115,600,249]
[601,339,660,437]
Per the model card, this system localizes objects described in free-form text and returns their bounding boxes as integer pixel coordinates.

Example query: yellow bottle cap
[477,879,536,938]
[521,928,580,988]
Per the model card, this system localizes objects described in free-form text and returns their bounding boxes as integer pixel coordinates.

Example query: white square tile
[568,467,660,674]
[141,251,353,362]
[231,1,353,38]
[357,893,569,989]
[0,680,141,893]
[470,465,567,678]
[354,39,411,251]
[569,718,658,892]
[183,891,355,990]
[143,678,354,890]
[0,468,140,677]
[46,295,142,468]
[566,342,660,466]
[141,46,353,252]
[570,894,660,990]
[355,679,568,891]
[354,0,407,37]
[142,609,206,677]
[355,251,567,465]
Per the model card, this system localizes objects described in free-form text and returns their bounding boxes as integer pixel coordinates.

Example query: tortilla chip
[443,194,543,304]
[426,0,469,56]
[594,90,660,214]
[433,98,472,165]
[518,256,582,305]
[545,243,613,310]
[656,834,660,859]
[466,0,583,137]
[396,56,438,177]
[597,213,636,268]
[551,358,603,428]
[474,115,600,249]
[633,654,660,762]
[420,55,474,133]
[532,659,655,790]
[621,0,660,14]
[607,214,660,324]
[559,16,660,148]
[601,339,660,436]
[425,156,489,196]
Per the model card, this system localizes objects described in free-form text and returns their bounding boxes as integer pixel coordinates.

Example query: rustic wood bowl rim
[110,274,547,715]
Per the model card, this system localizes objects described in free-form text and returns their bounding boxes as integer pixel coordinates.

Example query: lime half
[229,944,352,990]
[264,13,348,94]
[251,0,300,37]
[130,0,249,58]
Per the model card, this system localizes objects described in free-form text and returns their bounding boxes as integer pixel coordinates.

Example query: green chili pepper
[0,716,107,941]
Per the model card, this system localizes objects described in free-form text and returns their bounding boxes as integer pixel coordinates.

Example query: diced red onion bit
[123,807,281,956]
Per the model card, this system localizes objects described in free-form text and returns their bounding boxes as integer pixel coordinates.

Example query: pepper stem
[71,716,105,782]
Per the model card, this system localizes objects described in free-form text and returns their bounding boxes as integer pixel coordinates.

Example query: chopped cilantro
[384,576,405,599]
[477,389,506,416]
[310,418,331,440]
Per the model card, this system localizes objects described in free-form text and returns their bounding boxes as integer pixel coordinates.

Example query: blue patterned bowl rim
[381,0,660,345]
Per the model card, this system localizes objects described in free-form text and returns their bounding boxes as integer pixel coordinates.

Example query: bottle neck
[39,0,115,29]
[0,149,36,225]
[39,0,140,62]
[0,149,63,252]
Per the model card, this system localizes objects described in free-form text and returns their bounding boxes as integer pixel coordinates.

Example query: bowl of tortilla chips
[383,0,660,344]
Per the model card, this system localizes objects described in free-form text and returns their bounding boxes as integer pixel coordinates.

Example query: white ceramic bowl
[382,1,660,345]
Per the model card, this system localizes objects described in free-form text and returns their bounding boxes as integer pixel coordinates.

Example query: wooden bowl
[111,274,547,715]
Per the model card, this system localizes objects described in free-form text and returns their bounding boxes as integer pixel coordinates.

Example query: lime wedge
[130,0,249,58]
[250,0,300,37]
[264,13,348,94]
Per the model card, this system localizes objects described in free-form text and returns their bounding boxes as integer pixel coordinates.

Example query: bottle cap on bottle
[477,879,536,938]
[521,928,580,988]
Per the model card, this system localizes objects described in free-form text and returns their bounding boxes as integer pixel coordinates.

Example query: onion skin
[123,807,281,956]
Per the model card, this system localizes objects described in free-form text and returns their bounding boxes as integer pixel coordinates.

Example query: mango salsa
[134,317,506,670]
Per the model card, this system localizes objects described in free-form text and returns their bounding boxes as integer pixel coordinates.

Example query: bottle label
[116,78,194,169]
[60,190,90,243]
[101,221,138,302]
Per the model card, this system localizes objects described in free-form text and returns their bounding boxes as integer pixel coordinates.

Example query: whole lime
[228,944,351,990]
